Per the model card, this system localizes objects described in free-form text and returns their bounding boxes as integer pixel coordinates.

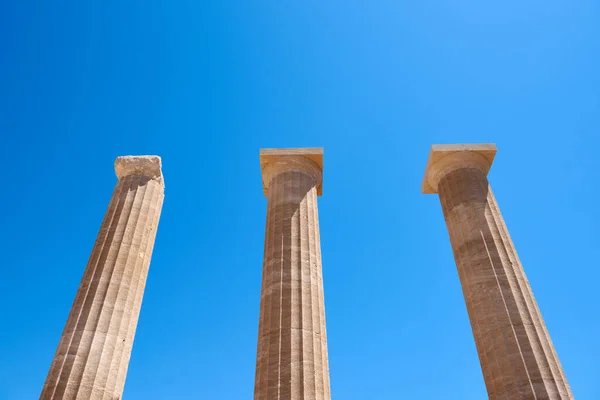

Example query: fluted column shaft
[41,156,165,400]
[255,151,331,400]
[424,146,573,399]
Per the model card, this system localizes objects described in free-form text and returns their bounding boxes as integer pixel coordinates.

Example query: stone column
[41,156,165,400]
[254,148,331,400]
[422,144,573,399]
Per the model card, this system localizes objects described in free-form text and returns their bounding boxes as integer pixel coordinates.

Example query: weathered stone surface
[255,148,331,400]
[260,148,324,196]
[423,144,573,399]
[114,155,163,184]
[40,156,165,400]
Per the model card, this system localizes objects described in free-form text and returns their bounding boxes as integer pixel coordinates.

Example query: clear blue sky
[1,1,598,399]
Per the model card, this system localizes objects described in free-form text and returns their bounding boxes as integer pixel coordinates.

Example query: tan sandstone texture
[254,148,331,400]
[423,144,573,399]
[40,156,165,400]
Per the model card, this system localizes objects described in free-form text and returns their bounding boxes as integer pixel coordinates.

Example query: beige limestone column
[254,148,331,400]
[40,156,165,400]
[422,144,573,399]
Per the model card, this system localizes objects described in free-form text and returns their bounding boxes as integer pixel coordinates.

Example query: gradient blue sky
[1,1,599,399]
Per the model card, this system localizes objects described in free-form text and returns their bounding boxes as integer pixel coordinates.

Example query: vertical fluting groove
[255,166,330,400]
[316,185,327,398]
[437,167,572,399]
[305,188,318,399]
[102,178,156,399]
[314,189,329,398]
[43,179,127,399]
[277,177,284,400]
[265,177,278,400]
[267,181,276,399]
[271,180,278,400]
[267,175,283,399]
[310,187,324,399]
[296,172,306,399]
[300,178,315,398]
[41,160,164,400]
[110,182,163,397]
[282,174,293,398]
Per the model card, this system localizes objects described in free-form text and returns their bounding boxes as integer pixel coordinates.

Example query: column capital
[421,144,496,194]
[115,155,164,185]
[260,148,323,197]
